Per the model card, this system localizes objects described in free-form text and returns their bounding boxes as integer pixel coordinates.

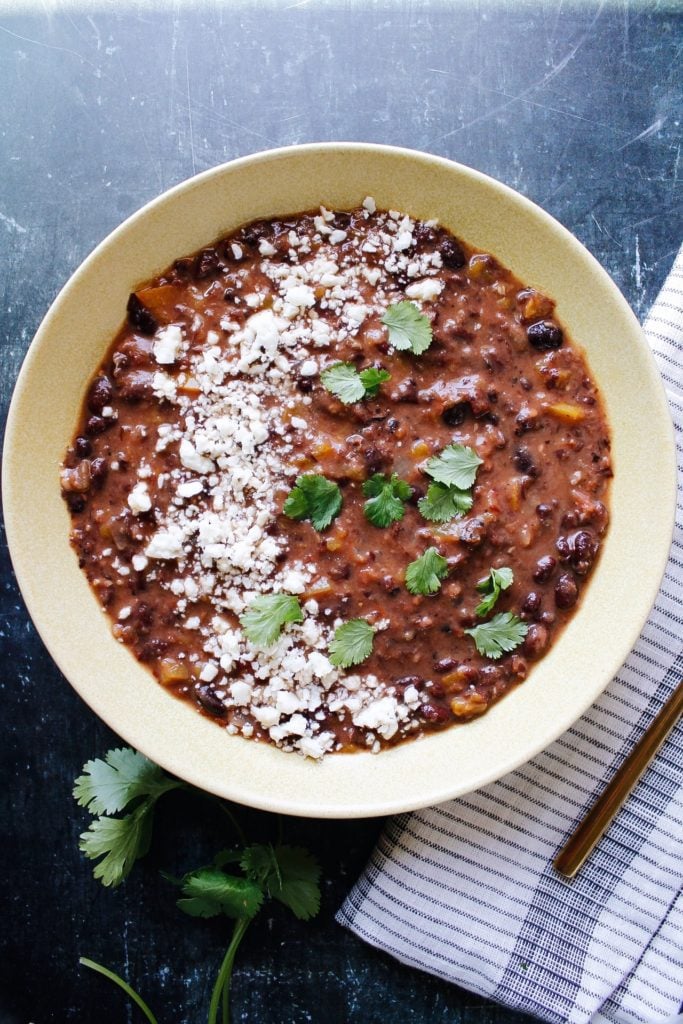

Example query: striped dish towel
[338,248,683,1024]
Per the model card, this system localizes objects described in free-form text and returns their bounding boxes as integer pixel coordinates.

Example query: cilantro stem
[208,918,250,1024]
[79,957,159,1024]
[215,800,247,847]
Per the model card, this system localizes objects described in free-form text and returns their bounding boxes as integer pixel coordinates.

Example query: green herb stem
[79,957,159,1024]
[209,918,251,1024]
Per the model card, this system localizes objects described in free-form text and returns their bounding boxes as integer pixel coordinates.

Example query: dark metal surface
[1,2,680,1021]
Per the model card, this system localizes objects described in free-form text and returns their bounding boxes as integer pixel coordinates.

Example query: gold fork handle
[554,678,683,878]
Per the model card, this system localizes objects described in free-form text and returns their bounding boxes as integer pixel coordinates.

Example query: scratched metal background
[0,2,681,1022]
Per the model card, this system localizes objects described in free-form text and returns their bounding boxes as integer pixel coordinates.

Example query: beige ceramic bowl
[3,143,676,817]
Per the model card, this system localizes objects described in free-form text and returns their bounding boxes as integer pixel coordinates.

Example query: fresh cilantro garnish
[73,747,177,815]
[362,472,413,527]
[358,366,391,398]
[176,867,264,919]
[418,481,473,522]
[381,300,433,355]
[465,612,528,660]
[75,749,323,1024]
[328,618,375,668]
[240,844,321,921]
[174,843,321,1021]
[239,594,303,647]
[475,567,514,617]
[320,362,390,404]
[424,443,483,490]
[74,748,182,888]
[405,547,449,596]
[283,473,343,531]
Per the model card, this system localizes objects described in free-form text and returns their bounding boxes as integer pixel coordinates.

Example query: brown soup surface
[61,200,611,759]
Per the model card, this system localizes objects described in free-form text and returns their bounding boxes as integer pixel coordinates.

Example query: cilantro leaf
[328,618,375,668]
[358,367,391,398]
[418,481,473,523]
[465,612,528,660]
[268,846,321,921]
[241,844,321,921]
[239,594,304,647]
[283,474,343,531]
[362,472,413,527]
[381,301,433,355]
[176,868,264,920]
[424,443,483,490]
[320,362,390,404]
[475,567,514,617]
[79,803,155,888]
[73,748,179,816]
[405,547,449,596]
[74,747,182,888]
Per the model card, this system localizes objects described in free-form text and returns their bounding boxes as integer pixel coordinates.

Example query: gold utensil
[554,679,683,878]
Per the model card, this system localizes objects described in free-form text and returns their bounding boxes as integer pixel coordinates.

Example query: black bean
[329,562,351,581]
[439,237,466,269]
[196,247,221,278]
[126,292,158,335]
[239,221,269,247]
[533,555,557,582]
[90,457,108,488]
[172,256,194,279]
[395,675,423,688]
[196,686,227,717]
[571,530,598,575]
[295,375,314,393]
[555,573,578,609]
[387,418,400,433]
[138,638,168,662]
[535,503,554,521]
[66,495,86,513]
[363,445,385,474]
[419,702,451,724]
[556,536,572,562]
[85,415,107,435]
[527,320,564,351]
[426,681,446,698]
[513,446,538,477]
[75,436,92,458]
[413,223,438,248]
[434,657,458,673]
[442,403,468,427]
[457,516,488,546]
[87,375,114,414]
[521,592,541,617]
[523,624,548,659]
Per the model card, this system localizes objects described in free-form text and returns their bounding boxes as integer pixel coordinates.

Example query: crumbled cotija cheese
[91,201,444,759]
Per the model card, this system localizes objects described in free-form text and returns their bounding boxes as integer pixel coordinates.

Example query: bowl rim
[3,142,677,817]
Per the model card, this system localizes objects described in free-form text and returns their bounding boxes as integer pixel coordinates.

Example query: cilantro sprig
[74,748,182,887]
[320,362,390,404]
[465,612,528,660]
[75,749,322,1024]
[418,443,483,524]
[405,547,449,596]
[475,567,514,617]
[418,481,473,522]
[328,618,375,668]
[362,472,413,528]
[239,593,303,647]
[381,301,433,355]
[424,443,483,489]
[283,473,343,531]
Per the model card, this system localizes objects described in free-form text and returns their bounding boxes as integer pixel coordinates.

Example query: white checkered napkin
[338,247,683,1024]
